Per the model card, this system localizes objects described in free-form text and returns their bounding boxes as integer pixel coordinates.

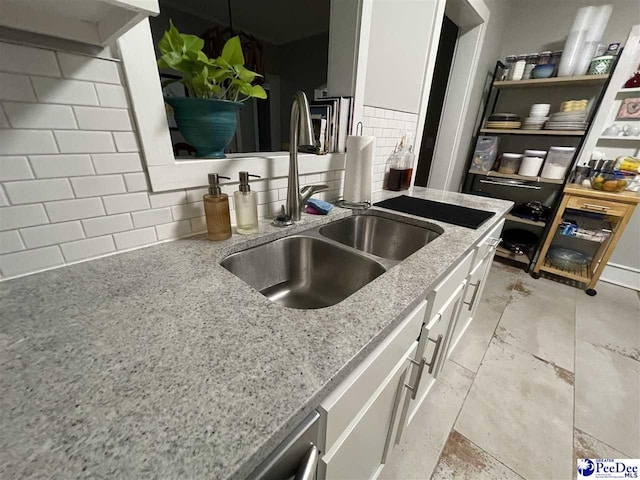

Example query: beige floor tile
[574,427,628,459]
[449,261,520,373]
[455,338,574,480]
[379,361,474,480]
[495,273,576,371]
[575,340,640,457]
[575,284,640,363]
[432,430,524,480]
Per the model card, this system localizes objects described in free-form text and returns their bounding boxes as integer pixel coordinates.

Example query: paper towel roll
[343,135,375,203]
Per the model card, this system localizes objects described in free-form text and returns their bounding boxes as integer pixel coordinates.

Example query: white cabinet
[447,218,504,358]
[401,281,466,428]
[320,342,417,480]
[0,0,159,46]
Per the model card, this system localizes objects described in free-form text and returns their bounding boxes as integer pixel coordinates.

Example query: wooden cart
[532,184,640,295]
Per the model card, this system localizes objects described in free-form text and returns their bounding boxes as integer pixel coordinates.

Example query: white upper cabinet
[0,0,159,46]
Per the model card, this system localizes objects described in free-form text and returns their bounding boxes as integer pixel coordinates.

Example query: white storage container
[541,146,576,179]
[519,149,547,176]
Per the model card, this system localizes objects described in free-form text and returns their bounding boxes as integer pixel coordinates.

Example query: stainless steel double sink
[221,211,442,309]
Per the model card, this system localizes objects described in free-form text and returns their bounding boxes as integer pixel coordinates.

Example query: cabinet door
[400,282,465,430]
[320,343,416,480]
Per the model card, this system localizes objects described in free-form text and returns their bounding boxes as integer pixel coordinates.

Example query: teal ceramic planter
[165,97,243,158]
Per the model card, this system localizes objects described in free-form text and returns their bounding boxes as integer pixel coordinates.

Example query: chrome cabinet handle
[295,446,319,480]
[406,356,427,400]
[464,280,481,311]
[479,179,541,190]
[488,237,502,248]
[425,334,444,375]
[582,203,610,211]
[405,334,444,399]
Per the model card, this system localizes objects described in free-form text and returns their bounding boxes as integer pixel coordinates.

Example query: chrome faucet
[284,91,328,222]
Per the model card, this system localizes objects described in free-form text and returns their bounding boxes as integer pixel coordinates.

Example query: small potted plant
[157,21,267,158]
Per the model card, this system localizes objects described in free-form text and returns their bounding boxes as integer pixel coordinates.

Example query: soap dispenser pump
[234,171,260,234]
[203,173,232,241]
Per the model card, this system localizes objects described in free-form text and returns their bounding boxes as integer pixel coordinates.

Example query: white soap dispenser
[234,171,260,234]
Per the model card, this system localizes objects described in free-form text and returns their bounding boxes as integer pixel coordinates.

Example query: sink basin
[318,214,442,261]
[220,236,385,309]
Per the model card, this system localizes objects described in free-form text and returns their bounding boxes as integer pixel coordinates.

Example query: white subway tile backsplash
[45,197,105,222]
[0,43,61,77]
[102,192,149,214]
[30,154,94,178]
[57,53,120,84]
[0,187,7,207]
[0,156,33,181]
[4,178,73,204]
[113,227,156,250]
[61,235,115,262]
[171,202,205,220]
[0,245,64,277]
[31,77,99,106]
[0,108,7,128]
[95,84,128,108]
[113,132,139,152]
[74,106,131,131]
[70,175,125,198]
[190,216,206,233]
[91,153,141,174]
[0,204,48,230]
[21,221,84,248]
[156,219,191,240]
[185,188,208,204]
[363,106,375,117]
[83,213,132,237]
[54,131,115,154]
[3,102,77,129]
[0,130,58,155]
[149,190,187,208]
[0,73,37,101]
[131,208,172,228]
[123,172,148,192]
[0,230,24,254]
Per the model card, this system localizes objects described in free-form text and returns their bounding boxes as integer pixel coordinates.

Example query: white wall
[0,40,343,280]
[499,0,640,58]
[364,0,440,113]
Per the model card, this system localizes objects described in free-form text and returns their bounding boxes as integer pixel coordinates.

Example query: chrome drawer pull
[487,237,502,248]
[479,179,541,190]
[463,280,481,311]
[582,203,610,211]
[425,334,444,375]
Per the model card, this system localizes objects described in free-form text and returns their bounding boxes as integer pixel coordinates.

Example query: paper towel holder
[335,197,371,210]
[355,122,363,136]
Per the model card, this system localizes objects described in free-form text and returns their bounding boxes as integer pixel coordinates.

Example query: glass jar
[511,55,527,81]
[523,53,539,79]
[504,55,517,80]
[499,153,523,174]
[537,51,552,65]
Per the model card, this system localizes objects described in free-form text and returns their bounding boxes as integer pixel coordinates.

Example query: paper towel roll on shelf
[343,135,375,204]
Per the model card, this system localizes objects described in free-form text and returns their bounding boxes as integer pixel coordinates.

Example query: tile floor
[381,260,639,480]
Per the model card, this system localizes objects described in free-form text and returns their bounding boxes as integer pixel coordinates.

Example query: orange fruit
[603,180,619,191]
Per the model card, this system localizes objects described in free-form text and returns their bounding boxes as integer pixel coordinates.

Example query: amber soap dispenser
[203,173,232,241]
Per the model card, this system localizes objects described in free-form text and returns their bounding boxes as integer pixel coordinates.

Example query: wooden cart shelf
[533,184,640,295]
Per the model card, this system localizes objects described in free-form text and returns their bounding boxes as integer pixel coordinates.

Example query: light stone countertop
[0,187,512,479]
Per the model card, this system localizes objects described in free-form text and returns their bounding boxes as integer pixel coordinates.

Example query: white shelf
[618,87,640,94]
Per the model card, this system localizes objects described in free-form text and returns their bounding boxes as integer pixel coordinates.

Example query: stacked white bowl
[522,103,550,130]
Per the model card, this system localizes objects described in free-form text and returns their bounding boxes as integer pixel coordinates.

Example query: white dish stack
[521,104,550,130]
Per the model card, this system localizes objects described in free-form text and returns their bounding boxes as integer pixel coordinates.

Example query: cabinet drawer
[319,300,426,451]
[474,218,505,270]
[428,250,473,317]
[566,196,629,217]
[320,342,417,480]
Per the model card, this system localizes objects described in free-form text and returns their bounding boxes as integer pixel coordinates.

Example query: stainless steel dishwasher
[247,411,321,480]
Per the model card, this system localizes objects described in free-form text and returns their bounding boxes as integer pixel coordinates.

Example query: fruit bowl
[589,171,631,192]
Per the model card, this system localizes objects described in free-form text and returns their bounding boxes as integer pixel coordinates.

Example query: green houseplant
[158,21,267,158]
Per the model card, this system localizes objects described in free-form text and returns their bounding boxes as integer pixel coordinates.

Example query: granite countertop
[0,187,512,479]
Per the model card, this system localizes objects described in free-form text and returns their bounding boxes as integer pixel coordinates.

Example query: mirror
[149,0,330,156]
